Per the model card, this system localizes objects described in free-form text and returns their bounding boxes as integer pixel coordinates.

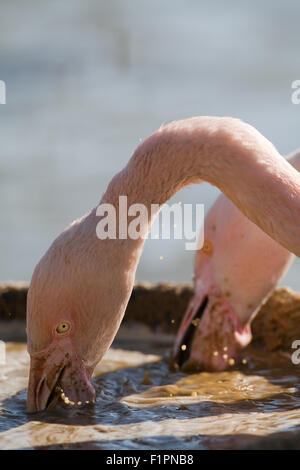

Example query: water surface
[1,335,300,450]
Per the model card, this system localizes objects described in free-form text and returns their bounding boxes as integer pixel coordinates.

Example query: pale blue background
[0,0,299,288]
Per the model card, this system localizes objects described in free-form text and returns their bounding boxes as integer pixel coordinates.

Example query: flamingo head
[173,259,252,372]
[173,195,293,372]
[26,214,132,412]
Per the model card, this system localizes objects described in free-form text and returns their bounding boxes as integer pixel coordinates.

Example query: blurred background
[0,0,299,287]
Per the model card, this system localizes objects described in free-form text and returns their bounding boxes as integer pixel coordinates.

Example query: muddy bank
[1,282,300,352]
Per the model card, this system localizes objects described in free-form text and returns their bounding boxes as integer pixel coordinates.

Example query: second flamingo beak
[172,295,207,370]
[173,294,252,372]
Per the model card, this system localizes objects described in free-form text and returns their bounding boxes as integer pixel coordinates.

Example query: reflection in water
[1,339,300,449]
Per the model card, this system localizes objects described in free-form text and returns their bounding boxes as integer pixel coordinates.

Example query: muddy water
[1,334,300,450]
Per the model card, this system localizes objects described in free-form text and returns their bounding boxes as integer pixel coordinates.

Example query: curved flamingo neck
[101,116,300,257]
[25,117,300,412]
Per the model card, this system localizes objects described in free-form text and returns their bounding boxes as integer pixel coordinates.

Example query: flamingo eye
[56,321,71,334]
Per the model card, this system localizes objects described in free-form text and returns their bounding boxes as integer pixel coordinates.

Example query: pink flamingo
[26,117,300,412]
[173,148,300,371]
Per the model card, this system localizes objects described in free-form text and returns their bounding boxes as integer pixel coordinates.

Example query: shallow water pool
[1,330,300,450]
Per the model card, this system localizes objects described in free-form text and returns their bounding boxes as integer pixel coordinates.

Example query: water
[0,0,300,287]
[1,337,300,449]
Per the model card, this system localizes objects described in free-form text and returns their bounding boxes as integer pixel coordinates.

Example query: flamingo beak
[173,296,208,370]
[173,295,252,372]
[27,338,96,413]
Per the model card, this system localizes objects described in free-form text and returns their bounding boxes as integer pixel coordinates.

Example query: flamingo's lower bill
[27,338,96,413]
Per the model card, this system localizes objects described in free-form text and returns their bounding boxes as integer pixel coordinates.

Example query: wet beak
[173,296,208,369]
[173,294,252,372]
[27,339,96,413]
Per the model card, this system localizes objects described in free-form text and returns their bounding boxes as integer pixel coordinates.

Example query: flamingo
[26,117,300,412]
[173,148,300,371]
